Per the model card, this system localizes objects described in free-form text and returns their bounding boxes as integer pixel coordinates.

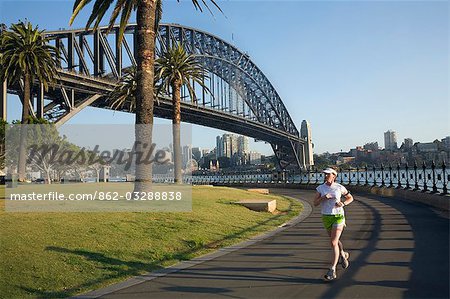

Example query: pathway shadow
[162,286,231,294]
[319,193,449,299]
[20,203,297,298]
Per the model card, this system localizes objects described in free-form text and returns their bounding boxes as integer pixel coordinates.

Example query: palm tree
[109,67,137,112]
[109,45,209,184]
[70,0,221,191]
[0,21,60,182]
[155,43,209,184]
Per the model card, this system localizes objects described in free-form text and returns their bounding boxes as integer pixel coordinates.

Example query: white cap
[323,168,337,176]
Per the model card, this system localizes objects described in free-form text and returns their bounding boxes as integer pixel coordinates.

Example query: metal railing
[190,161,449,196]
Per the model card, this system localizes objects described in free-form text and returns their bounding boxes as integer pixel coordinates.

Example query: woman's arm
[335,192,354,208]
[342,193,354,206]
[314,191,331,207]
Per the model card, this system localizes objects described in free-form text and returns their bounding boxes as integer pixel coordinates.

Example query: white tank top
[316,182,348,215]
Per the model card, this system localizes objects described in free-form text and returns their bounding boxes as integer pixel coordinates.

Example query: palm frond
[183,0,223,15]
[116,0,134,45]
[0,21,60,91]
[92,0,116,29]
[70,0,221,46]
[155,42,209,105]
[109,67,137,112]
[69,0,93,26]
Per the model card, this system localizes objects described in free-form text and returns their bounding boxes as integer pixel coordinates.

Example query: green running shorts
[322,214,346,230]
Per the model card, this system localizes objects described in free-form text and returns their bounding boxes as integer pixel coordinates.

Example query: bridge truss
[1,23,312,169]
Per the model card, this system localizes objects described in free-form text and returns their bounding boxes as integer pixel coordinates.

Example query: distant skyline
[1,0,448,155]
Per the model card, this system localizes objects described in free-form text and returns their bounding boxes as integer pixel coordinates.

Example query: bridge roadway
[77,189,449,299]
[38,70,302,145]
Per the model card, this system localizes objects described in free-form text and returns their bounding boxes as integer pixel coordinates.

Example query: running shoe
[324,268,336,281]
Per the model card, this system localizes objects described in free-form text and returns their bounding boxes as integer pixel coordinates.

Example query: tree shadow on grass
[20,204,298,298]
[20,247,159,299]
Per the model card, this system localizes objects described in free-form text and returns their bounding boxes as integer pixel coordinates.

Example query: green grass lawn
[0,184,302,298]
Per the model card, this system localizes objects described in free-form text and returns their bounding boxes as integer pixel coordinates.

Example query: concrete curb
[72,195,313,299]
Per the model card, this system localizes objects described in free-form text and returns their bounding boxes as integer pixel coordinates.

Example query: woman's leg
[330,226,344,269]
[327,230,346,258]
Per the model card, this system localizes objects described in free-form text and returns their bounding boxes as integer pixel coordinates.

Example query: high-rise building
[384,130,398,151]
[216,136,223,159]
[215,134,251,165]
[248,151,262,165]
[237,135,249,156]
[300,120,314,167]
[216,134,240,158]
[182,145,192,168]
[223,134,234,158]
[192,147,202,162]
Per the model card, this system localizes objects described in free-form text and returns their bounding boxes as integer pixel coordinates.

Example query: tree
[70,0,221,191]
[110,44,209,184]
[109,67,137,112]
[0,119,7,171]
[3,118,72,184]
[0,21,60,182]
[26,122,65,184]
[155,43,209,183]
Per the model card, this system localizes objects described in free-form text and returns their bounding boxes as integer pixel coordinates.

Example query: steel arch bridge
[0,23,313,170]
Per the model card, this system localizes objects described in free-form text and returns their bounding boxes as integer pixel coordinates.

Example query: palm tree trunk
[133,0,156,192]
[172,80,182,184]
[17,72,30,182]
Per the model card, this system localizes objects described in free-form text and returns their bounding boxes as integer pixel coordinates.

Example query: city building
[336,156,355,165]
[229,134,239,158]
[182,145,192,169]
[99,165,111,182]
[192,147,202,162]
[364,142,379,151]
[313,133,449,167]
[416,142,438,153]
[237,135,249,156]
[384,130,398,151]
[350,146,365,158]
[199,149,215,170]
[201,148,210,157]
[216,134,236,158]
[216,136,223,159]
[216,134,249,165]
[248,151,262,165]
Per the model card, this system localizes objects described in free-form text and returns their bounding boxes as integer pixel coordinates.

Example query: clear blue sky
[1,0,448,155]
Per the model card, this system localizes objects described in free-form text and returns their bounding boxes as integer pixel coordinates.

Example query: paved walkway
[77,189,449,299]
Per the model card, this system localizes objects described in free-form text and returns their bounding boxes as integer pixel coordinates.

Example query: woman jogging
[314,167,354,281]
